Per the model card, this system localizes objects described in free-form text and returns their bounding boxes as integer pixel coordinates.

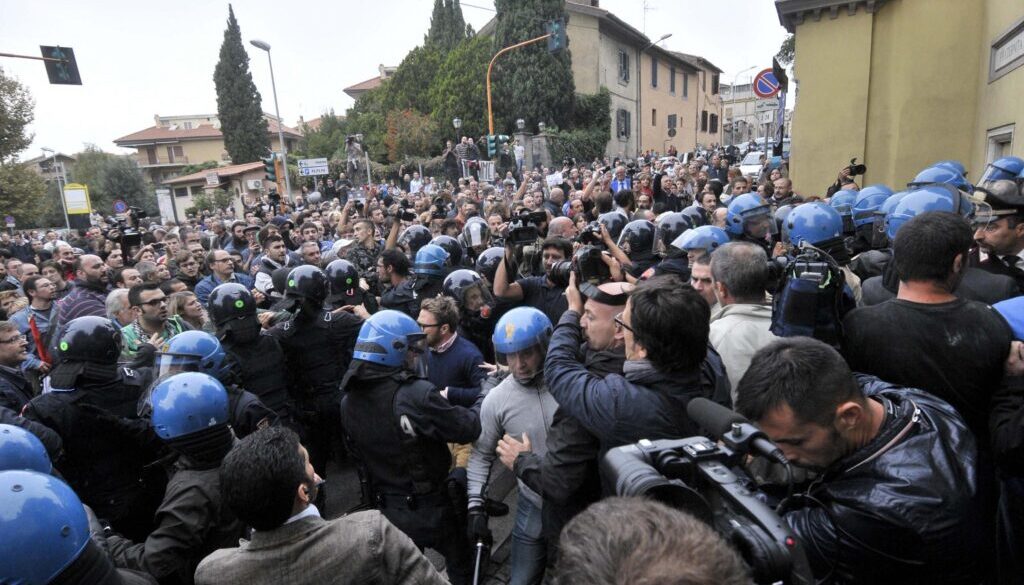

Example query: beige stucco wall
[640,54,697,153]
[789,0,1020,197]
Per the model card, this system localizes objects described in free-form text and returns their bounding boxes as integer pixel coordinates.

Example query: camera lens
[548,261,572,288]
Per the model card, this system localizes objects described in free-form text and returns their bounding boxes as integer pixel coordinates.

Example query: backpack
[770,245,855,347]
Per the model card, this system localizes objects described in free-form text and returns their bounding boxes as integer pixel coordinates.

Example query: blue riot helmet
[0,470,91,585]
[352,310,428,377]
[412,244,449,279]
[908,165,974,194]
[873,190,913,248]
[155,330,232,381]
[979,156,1024,184]
[784,202,844,248]
[852,185,895,228]
[886,185,977,240]
[670,226,730,261]
[0,424,51,473]
[726,193,775,237]
[652,212,692,257]
[492,307,552,384]
[430,235,463,267]
[933,160,967,177]
[149,372,230,441]
[828,190,857,235]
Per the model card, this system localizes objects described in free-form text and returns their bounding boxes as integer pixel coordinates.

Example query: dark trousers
[381,501,473,585]
[295,393,344,512]
[998,477,1024,585]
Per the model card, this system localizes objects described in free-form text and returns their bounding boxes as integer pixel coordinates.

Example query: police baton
[472,538,489,585]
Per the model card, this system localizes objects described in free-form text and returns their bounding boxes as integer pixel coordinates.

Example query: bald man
[548,216,577,240]
[54,254,111,329]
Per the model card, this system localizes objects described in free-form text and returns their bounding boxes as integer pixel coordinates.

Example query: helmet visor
[155,352,202,378]
[460,281,494,314]
[980,163,1015,184]
[404,333,429,379]
[739,207,777,237]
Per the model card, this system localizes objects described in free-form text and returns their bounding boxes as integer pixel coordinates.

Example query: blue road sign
[113,199,128,213]
[753,68,780,99]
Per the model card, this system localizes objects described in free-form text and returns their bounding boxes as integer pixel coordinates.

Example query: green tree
[385,109,436,162]
[425,0,467,51]
[0,163,47,225]
[384,45,444,114]
[299,110,347,159]
[491,0,574,134]
[70,145,155,216]
[214,5,270,164]
[428,35,492,142]
[0,67,34,163]
[344,87,389,162]
[776,34,795,66]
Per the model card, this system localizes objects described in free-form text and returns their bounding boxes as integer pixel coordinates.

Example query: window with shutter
[710,114,719,133]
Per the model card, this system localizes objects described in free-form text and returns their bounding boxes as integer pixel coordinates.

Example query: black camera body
[602,437,813,585]
[506,210,547,246]
[547,245,612,288]
[846,157,867,177]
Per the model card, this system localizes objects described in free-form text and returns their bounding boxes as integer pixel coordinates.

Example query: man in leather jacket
[340,310,481,585]
[735,337,985,584]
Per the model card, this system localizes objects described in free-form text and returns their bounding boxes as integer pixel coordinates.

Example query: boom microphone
[687,398,788,465]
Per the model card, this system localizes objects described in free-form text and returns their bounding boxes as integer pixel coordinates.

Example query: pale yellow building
[637,49,701,154]
[113,113,301,186]
[777,0,1024,196]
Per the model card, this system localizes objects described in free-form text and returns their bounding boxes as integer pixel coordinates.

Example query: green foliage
[180,160,220,175]
[548,127,608,164]
[299,110,347,159]
[491,0,574,134]
[429,34,492,142]
[0,162,48,226]
[384,46,444,114]
[385,110,437,162]
[0,67,35,163]
[214,5,270,164]
[191,191,214,213]
[776,34,795,66]
[70,145,156,216]
[426,0,468,51]
[572,87,611,135]
[344,87,389,162]
[209,188,233,210]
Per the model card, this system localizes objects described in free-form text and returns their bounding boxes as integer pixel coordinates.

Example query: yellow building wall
[972,1,1024,170]
[180,139,228,165]
[640,54,696,153]
[789,0,1009,195]
[789,10,873,197]
[568,12,600,94]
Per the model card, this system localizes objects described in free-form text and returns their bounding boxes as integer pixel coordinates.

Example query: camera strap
[579,282,629,306]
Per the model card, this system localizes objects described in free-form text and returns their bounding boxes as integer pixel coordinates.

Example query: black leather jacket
[785,375,986,584]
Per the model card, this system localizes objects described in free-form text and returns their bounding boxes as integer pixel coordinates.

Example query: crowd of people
[2,145,1024,585]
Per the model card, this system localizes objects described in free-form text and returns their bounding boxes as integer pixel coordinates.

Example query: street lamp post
[452,117,462,144]
[41,147,70,232]
[637,33,672,158]
[249,39,291,200]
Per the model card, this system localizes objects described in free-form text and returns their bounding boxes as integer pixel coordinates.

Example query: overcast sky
[1,0,788,158]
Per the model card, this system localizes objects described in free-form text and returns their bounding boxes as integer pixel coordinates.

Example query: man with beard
[54,254,110,330]
[255,235,298,295]
[119,283,190,359]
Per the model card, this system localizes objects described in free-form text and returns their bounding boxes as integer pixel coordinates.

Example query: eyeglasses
[613,311,634,333]
[137,297,167,307]
[0,336,24,345]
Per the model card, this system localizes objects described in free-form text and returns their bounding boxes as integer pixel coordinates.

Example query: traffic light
[546,18,566,53]
[263,155,277,183]
[486,135,496,158]
[273,157,285,192]
[39,46,81,85]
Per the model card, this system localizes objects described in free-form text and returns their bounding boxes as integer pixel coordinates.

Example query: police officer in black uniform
[24,316,165,542]
[340,309,481,585]
[268,265,362,508]
[325,259,379,314]
[208,283,292,423]
[970,178,1024,294]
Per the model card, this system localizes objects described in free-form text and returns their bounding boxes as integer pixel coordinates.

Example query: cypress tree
[213,5,270,164]
[492,0,574,134]
[426,0,467,51]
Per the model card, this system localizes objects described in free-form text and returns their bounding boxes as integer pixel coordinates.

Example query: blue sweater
[425,335,485,407]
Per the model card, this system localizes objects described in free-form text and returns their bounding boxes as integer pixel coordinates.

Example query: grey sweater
[467,375,557,508]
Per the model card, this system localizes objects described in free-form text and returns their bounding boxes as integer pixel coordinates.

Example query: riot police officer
[325,259,379,313]
[725,193,775,256]
[0,470,158,585]
[443,268,509,362]
[430,235,466,270]
[268,265,362,507]
[208,283,292,423]
[24,316,165,541]
[410,243,449,305]
[107,372,245,585]
[474,247,505,288]
[340,310,481,585]
[153,330,278,437]
[397,224,433,259]
[616,219,658,277]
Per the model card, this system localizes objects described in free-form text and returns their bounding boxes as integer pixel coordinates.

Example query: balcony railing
[138,155,189,167]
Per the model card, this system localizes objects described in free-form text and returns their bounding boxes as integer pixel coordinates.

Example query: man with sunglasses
[119,283,190,360]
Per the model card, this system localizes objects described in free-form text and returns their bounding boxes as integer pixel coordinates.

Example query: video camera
[506,210,547,246]
[431,197,449,220]
[547,223,613,287]
[104,206,147,254]
[601,399,813,584]
[845,157,867,177]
